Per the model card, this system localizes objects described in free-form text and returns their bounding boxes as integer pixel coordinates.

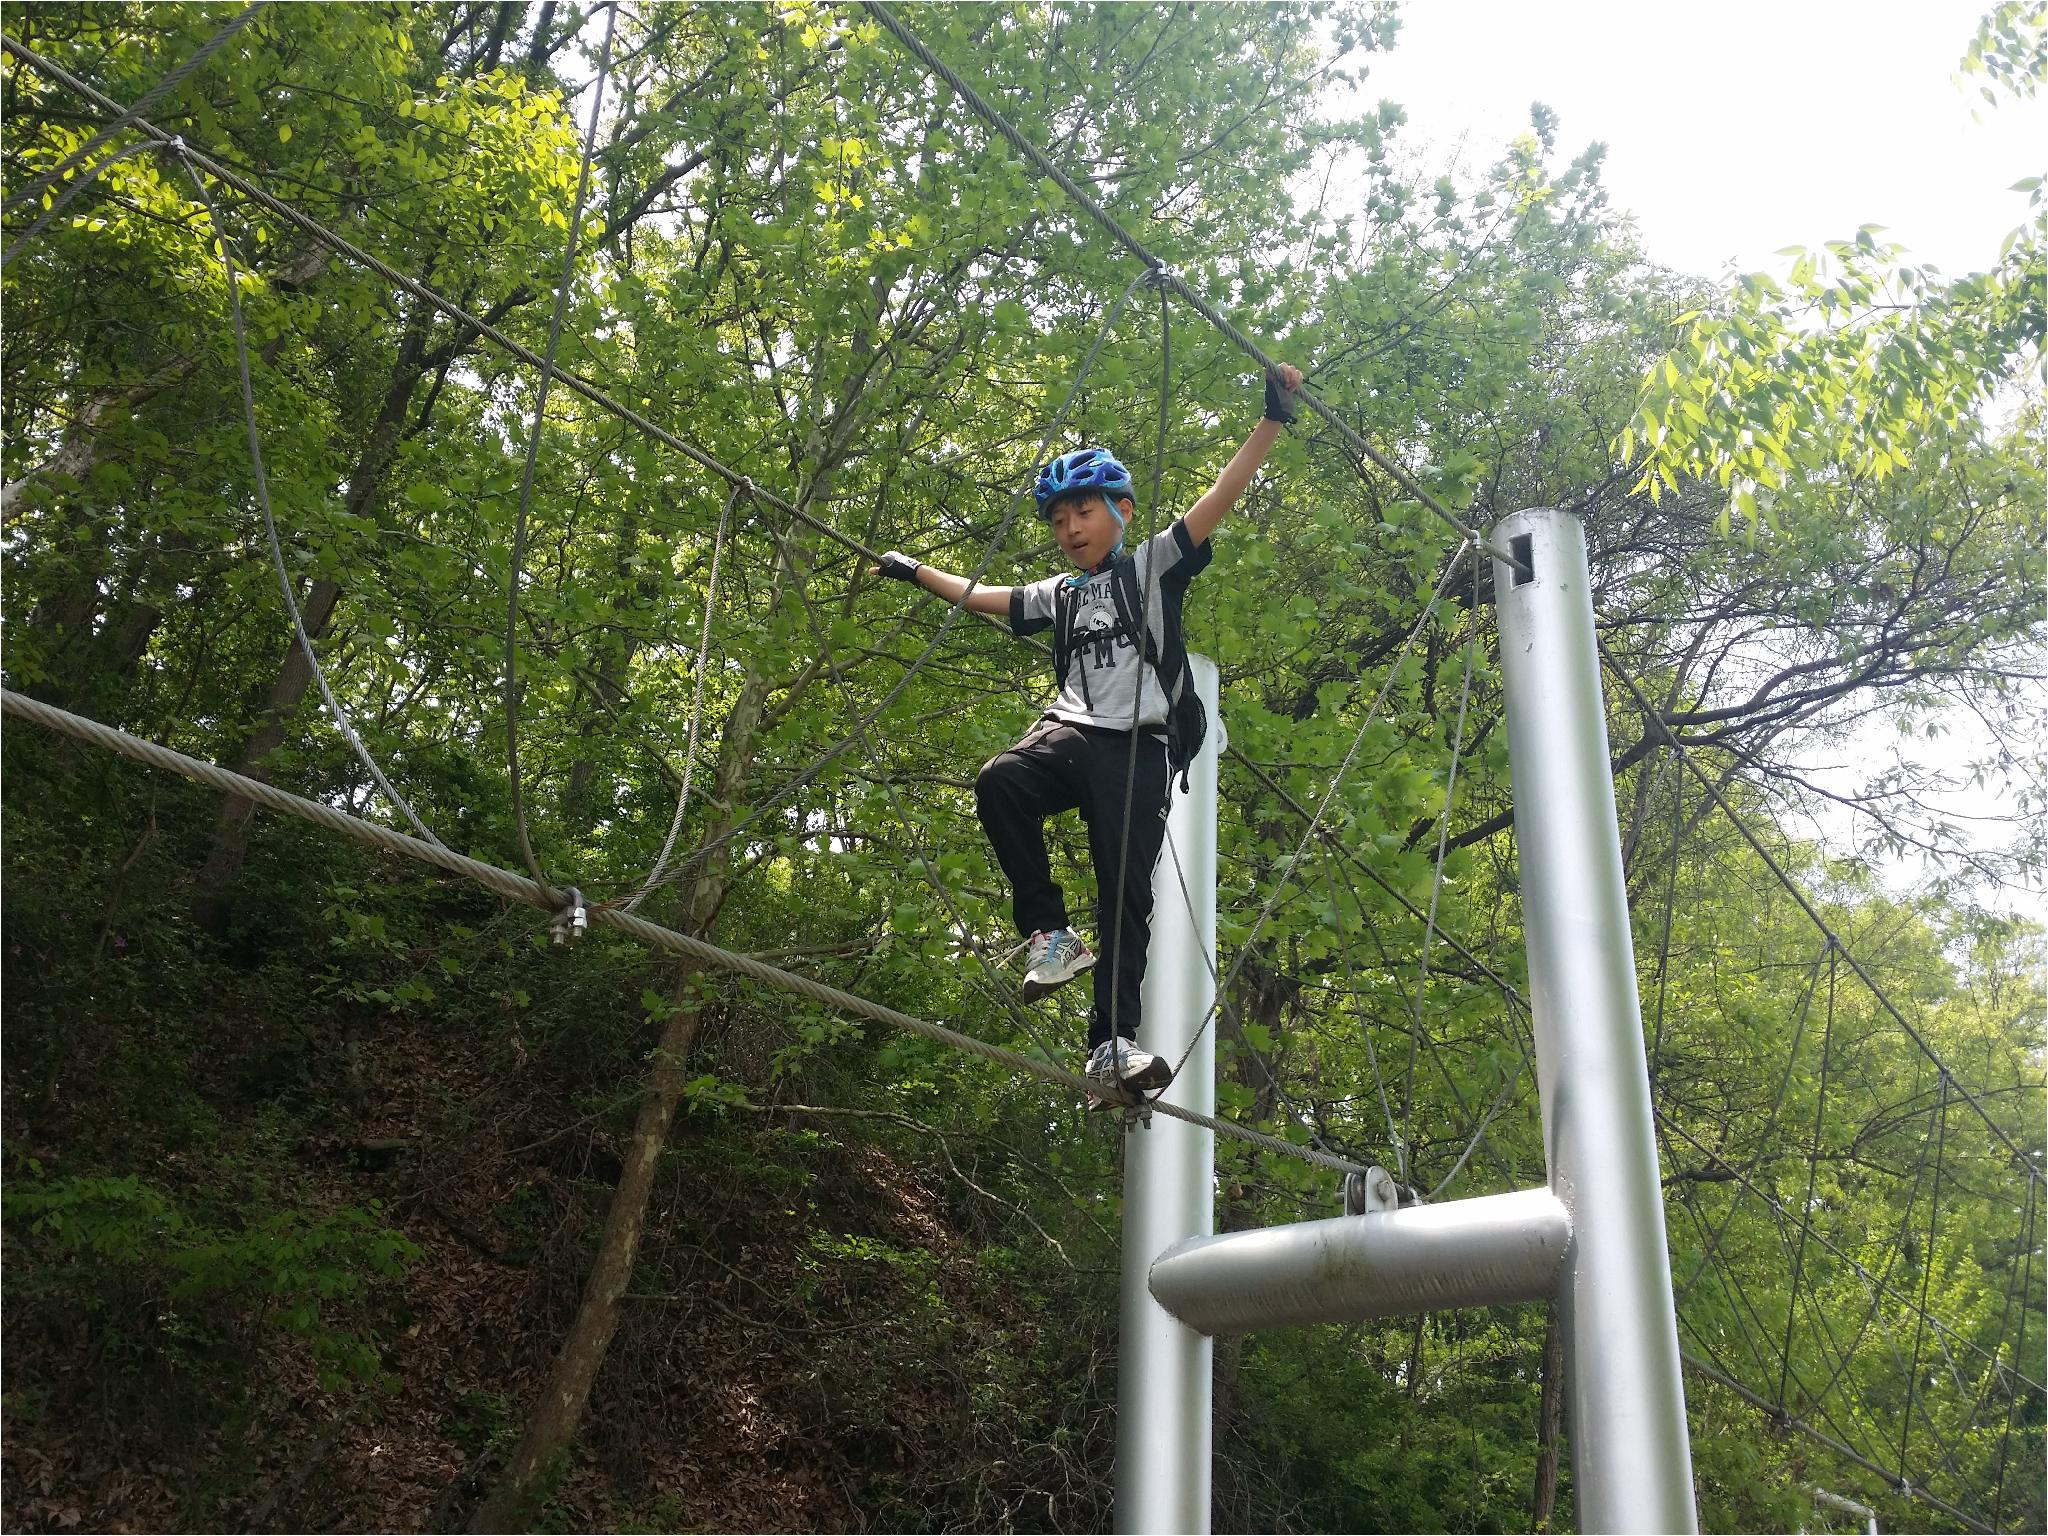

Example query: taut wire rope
[1645,749,1686,1075]
[1166,540,1476,1088]
[1900,1070,1950,1473]
[1320,853,1401,1163]
[1398,551,1481,1184]
[504,1,617,891]
[605,264,1163,909]
[1989,1182,2038,1528]
[1653,1108,2041,1393]
[0,688,1372,1177]
[771,527,1064,1067]
[5,141,167,269]
[1776,945,1835,1408]
[1,1,268,260]
[1678,1351,1992,1534]
[619,476,743,913]
[1670,951,1827,1304]
[1598,636,2041,1186]
[180,154,443,848]
[1229,746,1531,1020]
[857,0,1522,571]
[0,36,891,573]
[1105,269,1173,1074]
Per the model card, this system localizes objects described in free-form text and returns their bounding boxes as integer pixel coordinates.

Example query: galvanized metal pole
[1116,654,1219,1535]
[1150,1185,1570,1334]
[1493,509,1698,1532]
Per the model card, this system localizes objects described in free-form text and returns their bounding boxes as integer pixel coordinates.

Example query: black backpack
[1050,552,1208,792]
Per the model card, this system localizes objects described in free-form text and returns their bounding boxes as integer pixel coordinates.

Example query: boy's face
[1046,492,1132,570]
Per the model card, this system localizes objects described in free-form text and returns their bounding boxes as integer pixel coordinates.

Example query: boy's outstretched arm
[1182,364,1303,547]
[872,551,1012,615]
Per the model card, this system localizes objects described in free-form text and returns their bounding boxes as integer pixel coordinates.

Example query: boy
[874,364,1303,1095]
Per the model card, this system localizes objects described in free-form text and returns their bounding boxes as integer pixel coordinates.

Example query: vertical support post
[1116,654,1219,1535]
[1493,510,1698,1533]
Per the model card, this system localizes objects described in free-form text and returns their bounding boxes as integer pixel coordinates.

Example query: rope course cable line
[1169,542,1476,1091]
[504,0,619,893]
[1668,1144,2031,1513]
[1399,552,1481,1185]
[603,262,1164,911]
[1989,1185,2038,1528]
[772,526,1066,1068]
[1679,1350,1994,1534]
[617,478,743,913]
[0,0,268,262]
[1599,637,2042,1188]
[0,35,885,572]
[1637,707,2037,1532]
[12,32,2032,1523]
[1654,1109,2044,1395]
[1104,269,1173,1068]
[1670,952,1827,1305]
[181,154,444,849]
[1777,945,1836,1407]
[857,0,1519,570]
[0,687,1371,1178]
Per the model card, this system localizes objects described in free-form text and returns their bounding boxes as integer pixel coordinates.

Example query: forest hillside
[3,3,2041,1532]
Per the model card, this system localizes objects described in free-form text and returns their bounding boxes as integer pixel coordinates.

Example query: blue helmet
[1034,448,1133,521]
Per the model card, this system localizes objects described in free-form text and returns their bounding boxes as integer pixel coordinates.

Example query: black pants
[975,720,1171,1049]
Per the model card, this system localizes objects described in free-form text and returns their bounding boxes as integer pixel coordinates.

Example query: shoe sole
[1085,1056,1173,1109]
[1019,955,1095,1002]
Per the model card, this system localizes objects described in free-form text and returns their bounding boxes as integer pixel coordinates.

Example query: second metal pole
[1116,654,1219,1535]
[1494,510,1698,1533]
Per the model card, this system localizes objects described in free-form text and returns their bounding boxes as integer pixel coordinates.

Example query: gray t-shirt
[1007,517,1211,731]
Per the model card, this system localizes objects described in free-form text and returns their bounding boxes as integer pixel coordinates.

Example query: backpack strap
[1111,553,1204,792]
[1051,580,1078,686]
[1109,557,1177,700]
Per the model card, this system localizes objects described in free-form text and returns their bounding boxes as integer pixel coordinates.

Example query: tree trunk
[1531,1303,1568,1530]
[470,655,774,1533]
[473,252,875,1527]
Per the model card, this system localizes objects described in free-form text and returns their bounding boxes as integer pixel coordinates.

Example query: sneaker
[1085,1038,1173,1093]
[1020,928,1095,1001]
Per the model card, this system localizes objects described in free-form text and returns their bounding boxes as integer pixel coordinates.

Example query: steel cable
[2,1,268,260]
[1599,637,2041,1188]
[1679,1351,1992,1533]
[1,688,1368,1176]
[1168,541,1475,1087]
[609,265,1162,908]
[619,477,743,913]
[180,154,443,847]
[0,35,885,570]
[771,527,1064,1067]
[1398,553,1481,1184]
[503,0,618,891]
[857,0,1512,567]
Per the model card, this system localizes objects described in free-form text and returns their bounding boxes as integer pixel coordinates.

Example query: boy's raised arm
[873,551,1012,615]
[1182,364,1302,547]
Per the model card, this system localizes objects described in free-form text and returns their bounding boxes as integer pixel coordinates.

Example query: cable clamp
[1141,263,1172,288]
[168,135,187,154]
[549,886,588,945]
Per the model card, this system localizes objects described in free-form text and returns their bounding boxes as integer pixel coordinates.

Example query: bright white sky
[1361,0,2046,915]
[1363,0,2046,281]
